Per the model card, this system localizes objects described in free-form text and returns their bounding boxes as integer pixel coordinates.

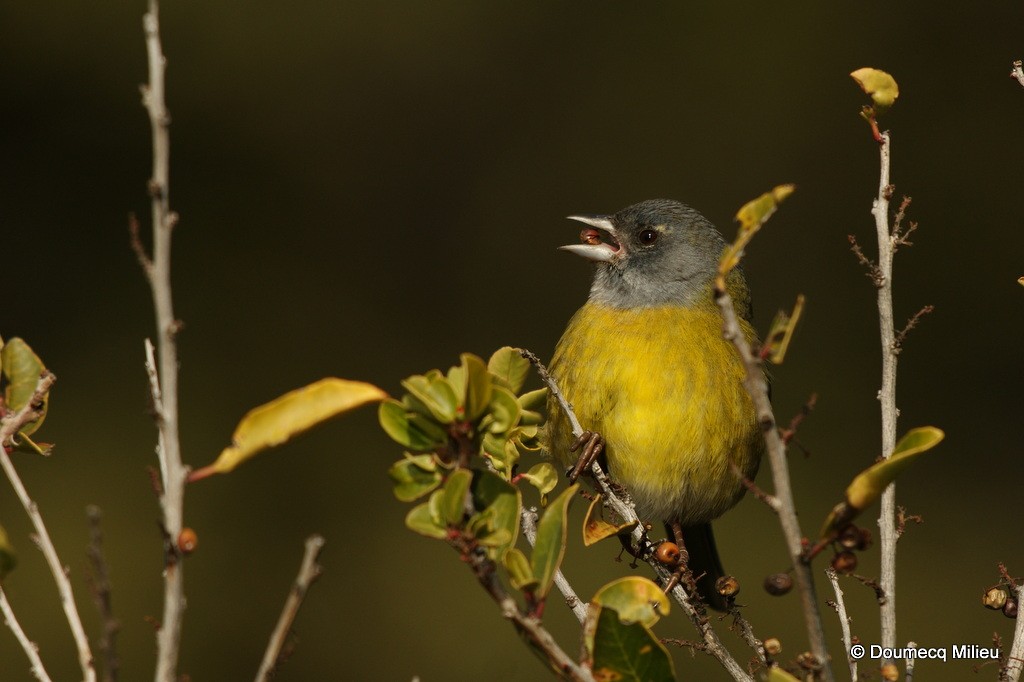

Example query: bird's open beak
[560,214,621,262]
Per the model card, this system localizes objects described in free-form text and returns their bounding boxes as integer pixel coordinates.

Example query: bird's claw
[567,430,604,482]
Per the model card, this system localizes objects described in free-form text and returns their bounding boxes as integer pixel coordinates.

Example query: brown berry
[983,586,1009,610]
[655,541,680,565]
[880,663,899,681]
[177,527,198,555]
[715,575,740,599]
[764,572,793,596]
[763,637,782,656]
[856,528,873,551]
[831,550,857,574]
[1004,598,1019,619]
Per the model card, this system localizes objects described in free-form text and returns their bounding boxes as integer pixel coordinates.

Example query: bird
[544,198,764,610]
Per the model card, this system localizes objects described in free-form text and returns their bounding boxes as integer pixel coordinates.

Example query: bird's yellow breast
[545,301,763,525]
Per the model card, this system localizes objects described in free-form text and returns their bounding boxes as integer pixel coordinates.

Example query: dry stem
[826,568,856,682]
[711,290,832,681]
[137,3,188,679]
[255,535,326,682]
[86,506,120,682]
[521,508,588,623]
[1011,60,1024,89]
[0,372,96,682]
[0,585,53,682]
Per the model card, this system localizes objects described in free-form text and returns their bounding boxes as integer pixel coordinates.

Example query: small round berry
[763,637,782,656]
[655,541,680,565]
[880,663,899,681]
[177,527,198,555]
[831,550,858,574]
[764,572,793,596]
[1004,598,1019,619]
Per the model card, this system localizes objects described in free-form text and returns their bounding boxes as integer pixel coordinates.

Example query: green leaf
[585,606,674,682]
[487,347,530,393]
[764,294,805,365]
[471,469,521,557]
[531,484,577,599]
[441,469,473,526]
[377,399,449,453]
[486,386,521,434]
[518,387,548,411]
[462,353,493,421]
[503,548,537,591]
[520,463,559,505]
[718,185,795,287]
[405,491,448,539]
[583,494,637,547]
[481,433,520,475]
[0,524,16,580]
[190,379,387,481]
[388,455,443,502]
[767,667,802,682]
[401,373,458,424]
[1,337,49,436]
[591,576,670,627]
[821,426,944,538]
[850,67,899,111]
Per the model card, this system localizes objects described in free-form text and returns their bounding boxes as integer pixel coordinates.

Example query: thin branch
[1,374,96,682]
[255,535,326,682]
[1011,60,1024,89]
[711,290,832,681]
[1,585,53,682]
[138,3,188,680]
[449,529,594,682]
[871,131,899,655]
[904,641,917,681]
[86,506,120,682]
[521,508,588,623]
[520,349,756,682]
[826,567,856,682]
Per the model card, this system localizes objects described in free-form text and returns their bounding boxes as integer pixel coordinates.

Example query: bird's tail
[665,522,729,612]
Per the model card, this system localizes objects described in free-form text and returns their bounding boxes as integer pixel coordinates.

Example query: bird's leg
[567,430,605,483]
[664,522,703,609]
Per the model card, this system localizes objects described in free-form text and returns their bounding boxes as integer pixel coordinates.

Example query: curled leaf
[520,462,559,505]
[378,398,449,452]
[718,185,795,288]
[821,426,944,538]
[388,454,442,502]
[583,494,637,546]
[850,67,899,111]
[764,294,805,364]
[503,548,537,591]
[440,469,473,526]
[471,469,521,557]
[405,490,448,539]
[191,378,387,481]
[487,347,530,393]
[1,337,49,436]
[462,353,493,421]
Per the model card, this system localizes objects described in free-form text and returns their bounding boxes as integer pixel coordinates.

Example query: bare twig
[826,567,856,682]
[520,349,756,682]
[521,508,588,623]
[870,131,899,655]
[1011,60,1024,89]
[0,585,53,682]
[894,507,922,542]
[780,393,817,446]
[137,3,188,680]
[848,235,883,286]
[892,306,933,355]
[711,290,832,681]
[905,640,917,681]
[86,506,120,682]
[255,535,326,682]
[0,373,96,682]
[730,461,780,512]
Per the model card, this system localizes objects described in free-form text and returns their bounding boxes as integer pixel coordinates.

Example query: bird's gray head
[560,199,729,309]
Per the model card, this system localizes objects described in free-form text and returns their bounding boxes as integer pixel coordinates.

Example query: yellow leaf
[717,185,795,288]
[591,576,670,627]
[850,67,899,111]
[820,426,944,538]
[582,494,637,546]
[767,666,801,682]
[191,378,387,481]
[765,294,805,364]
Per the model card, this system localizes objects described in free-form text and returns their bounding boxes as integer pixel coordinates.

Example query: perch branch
[1011,61,1024,89]
[0,373,96,682]
[1003,563,1024,682]
[520,349,756,682]
[711,289,832,681]
[255,535,326,682]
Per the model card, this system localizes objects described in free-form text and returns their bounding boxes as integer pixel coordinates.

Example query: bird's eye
[638,229,658,245]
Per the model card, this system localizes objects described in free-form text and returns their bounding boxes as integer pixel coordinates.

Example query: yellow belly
[545,302,763,525]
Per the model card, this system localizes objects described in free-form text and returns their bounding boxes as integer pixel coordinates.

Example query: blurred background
[2,2,1023,680]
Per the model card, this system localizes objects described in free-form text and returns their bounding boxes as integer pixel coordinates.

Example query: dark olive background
[2,3,1024,681]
